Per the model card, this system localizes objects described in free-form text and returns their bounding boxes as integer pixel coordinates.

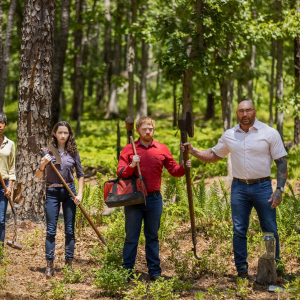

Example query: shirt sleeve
[8,142,16,181]
[74,153,84,178]
[163,146,185,177]
[117,145,136,178]
[211,131,230,158]
[269,130,288,160]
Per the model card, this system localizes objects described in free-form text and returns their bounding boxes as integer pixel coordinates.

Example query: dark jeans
[45,183,77,261]
[0,180,8,247]
[231,180,279,273]
[123,193,163,277]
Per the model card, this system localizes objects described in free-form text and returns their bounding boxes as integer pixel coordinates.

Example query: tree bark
[136,40,149,119]
[275,0,284,140]
[205,92,215,120]
[17,0,55,220]
[173,82,177,127]
[219,78,233,131]
[247,44,255,101]
[0,0,17,112]
[294,2,300,144]
[269,38,276,127]
[51,0,71,128]
[72,0,84,135]
[127,0,137,118]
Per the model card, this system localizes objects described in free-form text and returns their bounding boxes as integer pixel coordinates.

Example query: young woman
[36,121,84,279]
[0,113,15,250]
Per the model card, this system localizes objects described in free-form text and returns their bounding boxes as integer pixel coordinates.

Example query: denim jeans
[231,180,279,273]
[123,193,163,277]
[0,180,8,247]
[45,183,77,261]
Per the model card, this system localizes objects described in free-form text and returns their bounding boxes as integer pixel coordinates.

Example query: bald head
[237,100,255,110]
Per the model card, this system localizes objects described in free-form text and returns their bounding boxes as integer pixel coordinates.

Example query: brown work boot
[65,259,73,274]
[45,260,54,279]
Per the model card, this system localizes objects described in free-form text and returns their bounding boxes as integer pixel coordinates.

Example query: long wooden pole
[0,171,16,215]
[47,161,108,247]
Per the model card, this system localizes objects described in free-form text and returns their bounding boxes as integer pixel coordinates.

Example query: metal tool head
[47,143,62,165]
[27,136,41,155]
[7,240,22,250]
[125,116,134,131]
[178,112,194,137]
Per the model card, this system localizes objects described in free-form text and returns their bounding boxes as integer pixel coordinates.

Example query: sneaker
[150,275,160,281]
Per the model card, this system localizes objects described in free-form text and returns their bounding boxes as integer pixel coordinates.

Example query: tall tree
[72,0,84,135]
[0,0,17,111]
[275,0,284,139]
[127,0,137,117]
[294,0,300,144]
[269,38,276,127]
[51,0,71,128]
[16,0,55,219]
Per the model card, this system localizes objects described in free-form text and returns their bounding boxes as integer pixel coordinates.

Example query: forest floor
[0,177,299,300]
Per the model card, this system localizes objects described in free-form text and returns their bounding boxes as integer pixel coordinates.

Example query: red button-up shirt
[117,139,185,192]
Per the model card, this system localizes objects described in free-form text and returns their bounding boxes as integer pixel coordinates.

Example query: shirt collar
[235,118,260,133]
[0,136,8,147]
[136,138,158,148]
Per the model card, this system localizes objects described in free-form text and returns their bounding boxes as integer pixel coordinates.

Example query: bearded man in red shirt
[117,116,190,281]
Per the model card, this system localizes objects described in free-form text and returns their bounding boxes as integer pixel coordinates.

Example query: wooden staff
[0,171,16,215]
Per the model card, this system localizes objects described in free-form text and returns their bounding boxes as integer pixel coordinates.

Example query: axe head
[47,144,62,165]
[125,116,134,131]
[178,111,194,138]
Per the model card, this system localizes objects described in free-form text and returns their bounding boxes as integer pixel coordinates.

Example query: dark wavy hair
[49,121,78,157]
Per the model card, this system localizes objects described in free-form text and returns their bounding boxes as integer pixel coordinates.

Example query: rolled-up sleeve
[8,142,16,181]
[211,132,230,158]
[74,153,84,178]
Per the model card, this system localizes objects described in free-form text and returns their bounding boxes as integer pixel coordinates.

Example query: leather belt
[47,181,74,188]
[233,177,271,185]
[147,190,160,197]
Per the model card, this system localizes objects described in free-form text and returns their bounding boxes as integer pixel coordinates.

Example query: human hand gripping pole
[130,136,146,205]
[178,111,200,260]
[28,137,108,248]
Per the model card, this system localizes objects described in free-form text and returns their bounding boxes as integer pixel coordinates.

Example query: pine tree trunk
[51,0,71,128]
[72,0,84,133]
[275,0,284,140]
[0,0,17,112]
[270,38,276,127]
[17,0,55,220]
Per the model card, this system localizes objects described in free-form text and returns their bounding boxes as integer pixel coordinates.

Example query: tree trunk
[72,0,84,134]
[269,38,276,127]
[51,0,71,128]
[136,40,149,119]
[173,82,177,127]
[237,79,243,103]
[205,92,215,120]
[17,0,55,220]
[0,0,17,112]
[127,0,137,118]
[247,44,255,101]
[219,78,233,131]
[275,0,284,140]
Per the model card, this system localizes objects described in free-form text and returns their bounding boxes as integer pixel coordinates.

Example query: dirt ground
[0,177,298,299]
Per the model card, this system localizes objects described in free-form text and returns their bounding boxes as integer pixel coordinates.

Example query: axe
[28,137,108,248]
[0,172,23,250]
[178,111,200,260]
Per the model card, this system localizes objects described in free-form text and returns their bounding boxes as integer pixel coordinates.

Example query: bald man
[181,100,287,278]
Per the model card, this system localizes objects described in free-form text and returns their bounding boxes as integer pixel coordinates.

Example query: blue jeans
[123,193,163,277]
[0,180,8,247]
[45,183,77,261]
[231,180,279,273]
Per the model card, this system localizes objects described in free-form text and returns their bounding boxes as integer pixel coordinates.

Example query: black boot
[45,260,54,279]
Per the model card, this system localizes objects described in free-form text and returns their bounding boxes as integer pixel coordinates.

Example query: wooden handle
[49,163,107,246]
[0,171,15,215]
[130,136,142,176]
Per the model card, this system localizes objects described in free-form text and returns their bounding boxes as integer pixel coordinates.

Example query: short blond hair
[136,117,155,130]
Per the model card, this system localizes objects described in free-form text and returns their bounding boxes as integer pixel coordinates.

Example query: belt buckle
[246,179,251,184]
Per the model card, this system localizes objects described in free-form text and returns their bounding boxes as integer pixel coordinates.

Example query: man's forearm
[274,156,288,188]
[190,148,221,163]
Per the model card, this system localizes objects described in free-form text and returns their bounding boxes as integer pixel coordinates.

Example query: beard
[140,135,153,143]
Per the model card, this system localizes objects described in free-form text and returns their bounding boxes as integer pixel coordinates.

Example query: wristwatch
[277,186,284,192]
